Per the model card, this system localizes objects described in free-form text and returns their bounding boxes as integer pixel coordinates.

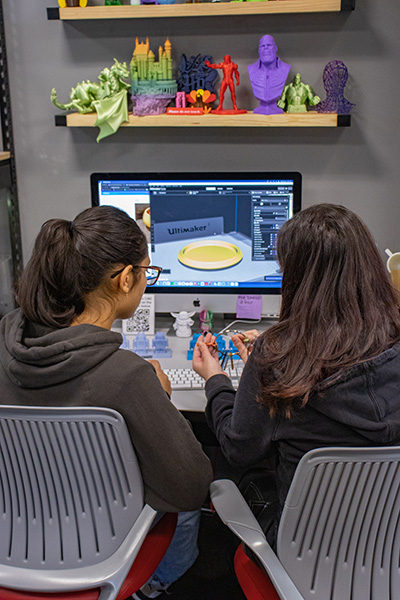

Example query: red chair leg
[234,543,281,600]
[0,513,178,600]
[117,512,178,599]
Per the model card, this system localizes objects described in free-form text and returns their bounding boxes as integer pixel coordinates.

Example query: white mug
[386,251,400,291]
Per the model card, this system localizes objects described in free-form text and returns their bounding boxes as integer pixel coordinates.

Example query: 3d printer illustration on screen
[91,174,301,300]
[178,239,243,271]
[150,192,284,285]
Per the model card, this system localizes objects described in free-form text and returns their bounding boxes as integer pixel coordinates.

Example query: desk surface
[117,315,276,412]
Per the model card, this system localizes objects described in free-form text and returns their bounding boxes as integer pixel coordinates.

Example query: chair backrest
[277,446,400,600]
[0,405,157,598]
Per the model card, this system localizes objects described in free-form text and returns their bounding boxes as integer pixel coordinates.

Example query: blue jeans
[149,510,201,588]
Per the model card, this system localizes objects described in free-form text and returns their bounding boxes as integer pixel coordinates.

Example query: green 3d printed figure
[51,59,130,114]
[51,59,130,142]
[277,73,320,113]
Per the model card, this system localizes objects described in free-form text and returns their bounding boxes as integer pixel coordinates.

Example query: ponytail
[15,206,148,328]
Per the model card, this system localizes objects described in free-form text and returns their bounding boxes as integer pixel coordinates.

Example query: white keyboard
[165,365,244,391]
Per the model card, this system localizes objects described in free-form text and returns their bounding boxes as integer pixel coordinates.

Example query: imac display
[91,172,302,315]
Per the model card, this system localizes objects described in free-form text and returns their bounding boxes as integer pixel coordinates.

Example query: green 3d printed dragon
[51,59,129,114]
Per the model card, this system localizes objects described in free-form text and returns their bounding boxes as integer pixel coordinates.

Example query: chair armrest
[210,479,305,600]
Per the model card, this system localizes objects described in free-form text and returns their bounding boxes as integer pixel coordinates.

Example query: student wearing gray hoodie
[0,205,212,599]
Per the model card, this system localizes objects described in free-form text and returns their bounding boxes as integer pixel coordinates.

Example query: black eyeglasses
[110,265,162,286]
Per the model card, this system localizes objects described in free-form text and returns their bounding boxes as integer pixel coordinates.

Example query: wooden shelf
[47,0,355,20]
[55,111,350,128]
[0,152,11,188]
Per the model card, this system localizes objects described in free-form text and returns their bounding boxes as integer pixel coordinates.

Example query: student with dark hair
[0,205,212,599]
[193,203,400,547]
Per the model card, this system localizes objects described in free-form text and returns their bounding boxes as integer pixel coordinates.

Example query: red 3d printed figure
[205,55,246,114]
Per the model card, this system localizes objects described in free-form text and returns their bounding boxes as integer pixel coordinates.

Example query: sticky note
[236,295,262,319]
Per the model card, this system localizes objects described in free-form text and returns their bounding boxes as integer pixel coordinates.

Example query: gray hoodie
[0,309,212,512]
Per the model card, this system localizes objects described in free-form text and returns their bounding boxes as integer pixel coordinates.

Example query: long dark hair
[254,203,400,416]
[15,206,148,328]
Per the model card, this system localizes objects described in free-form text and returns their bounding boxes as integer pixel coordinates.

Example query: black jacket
[0,309,212,513]
[205,341,400,513]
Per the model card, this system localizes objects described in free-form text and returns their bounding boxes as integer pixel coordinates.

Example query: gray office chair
[0,405,176,600]
[210,446,400,600]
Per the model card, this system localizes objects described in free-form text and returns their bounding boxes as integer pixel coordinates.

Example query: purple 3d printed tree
[316,60,355,115]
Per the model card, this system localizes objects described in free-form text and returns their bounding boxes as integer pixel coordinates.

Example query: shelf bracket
[341,0,355,10]
[337,115,351,127]
[55,114,67,126]
[47,7,60,20]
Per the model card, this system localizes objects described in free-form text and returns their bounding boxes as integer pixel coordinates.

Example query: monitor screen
[91,172,302,315]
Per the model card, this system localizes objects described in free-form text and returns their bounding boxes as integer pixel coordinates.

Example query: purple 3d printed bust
[248,35,291,115]
[316,60,355,115]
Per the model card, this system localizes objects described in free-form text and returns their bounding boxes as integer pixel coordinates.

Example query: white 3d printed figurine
[171,311,196,337]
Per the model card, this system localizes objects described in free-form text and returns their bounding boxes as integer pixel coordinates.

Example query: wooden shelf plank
[59,111,348,127]
[54,0,349,20]
[0,151,11,161]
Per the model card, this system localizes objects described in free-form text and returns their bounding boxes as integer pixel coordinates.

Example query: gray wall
[3,0,400,261]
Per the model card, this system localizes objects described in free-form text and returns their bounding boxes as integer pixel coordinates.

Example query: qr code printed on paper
[125,309,150,333]
[122,294,155,335]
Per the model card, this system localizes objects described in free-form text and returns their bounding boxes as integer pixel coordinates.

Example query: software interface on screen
[92,174,301,294]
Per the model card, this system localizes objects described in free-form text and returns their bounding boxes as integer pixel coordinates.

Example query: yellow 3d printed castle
[130,37,177,95]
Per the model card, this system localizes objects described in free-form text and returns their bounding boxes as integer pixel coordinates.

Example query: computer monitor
[91,172,302,316]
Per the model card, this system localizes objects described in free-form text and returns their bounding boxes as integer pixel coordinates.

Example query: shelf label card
[166,107,203,115]
[236,295,262,320]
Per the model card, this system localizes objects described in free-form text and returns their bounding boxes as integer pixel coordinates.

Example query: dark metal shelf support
[0,0,22,280]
